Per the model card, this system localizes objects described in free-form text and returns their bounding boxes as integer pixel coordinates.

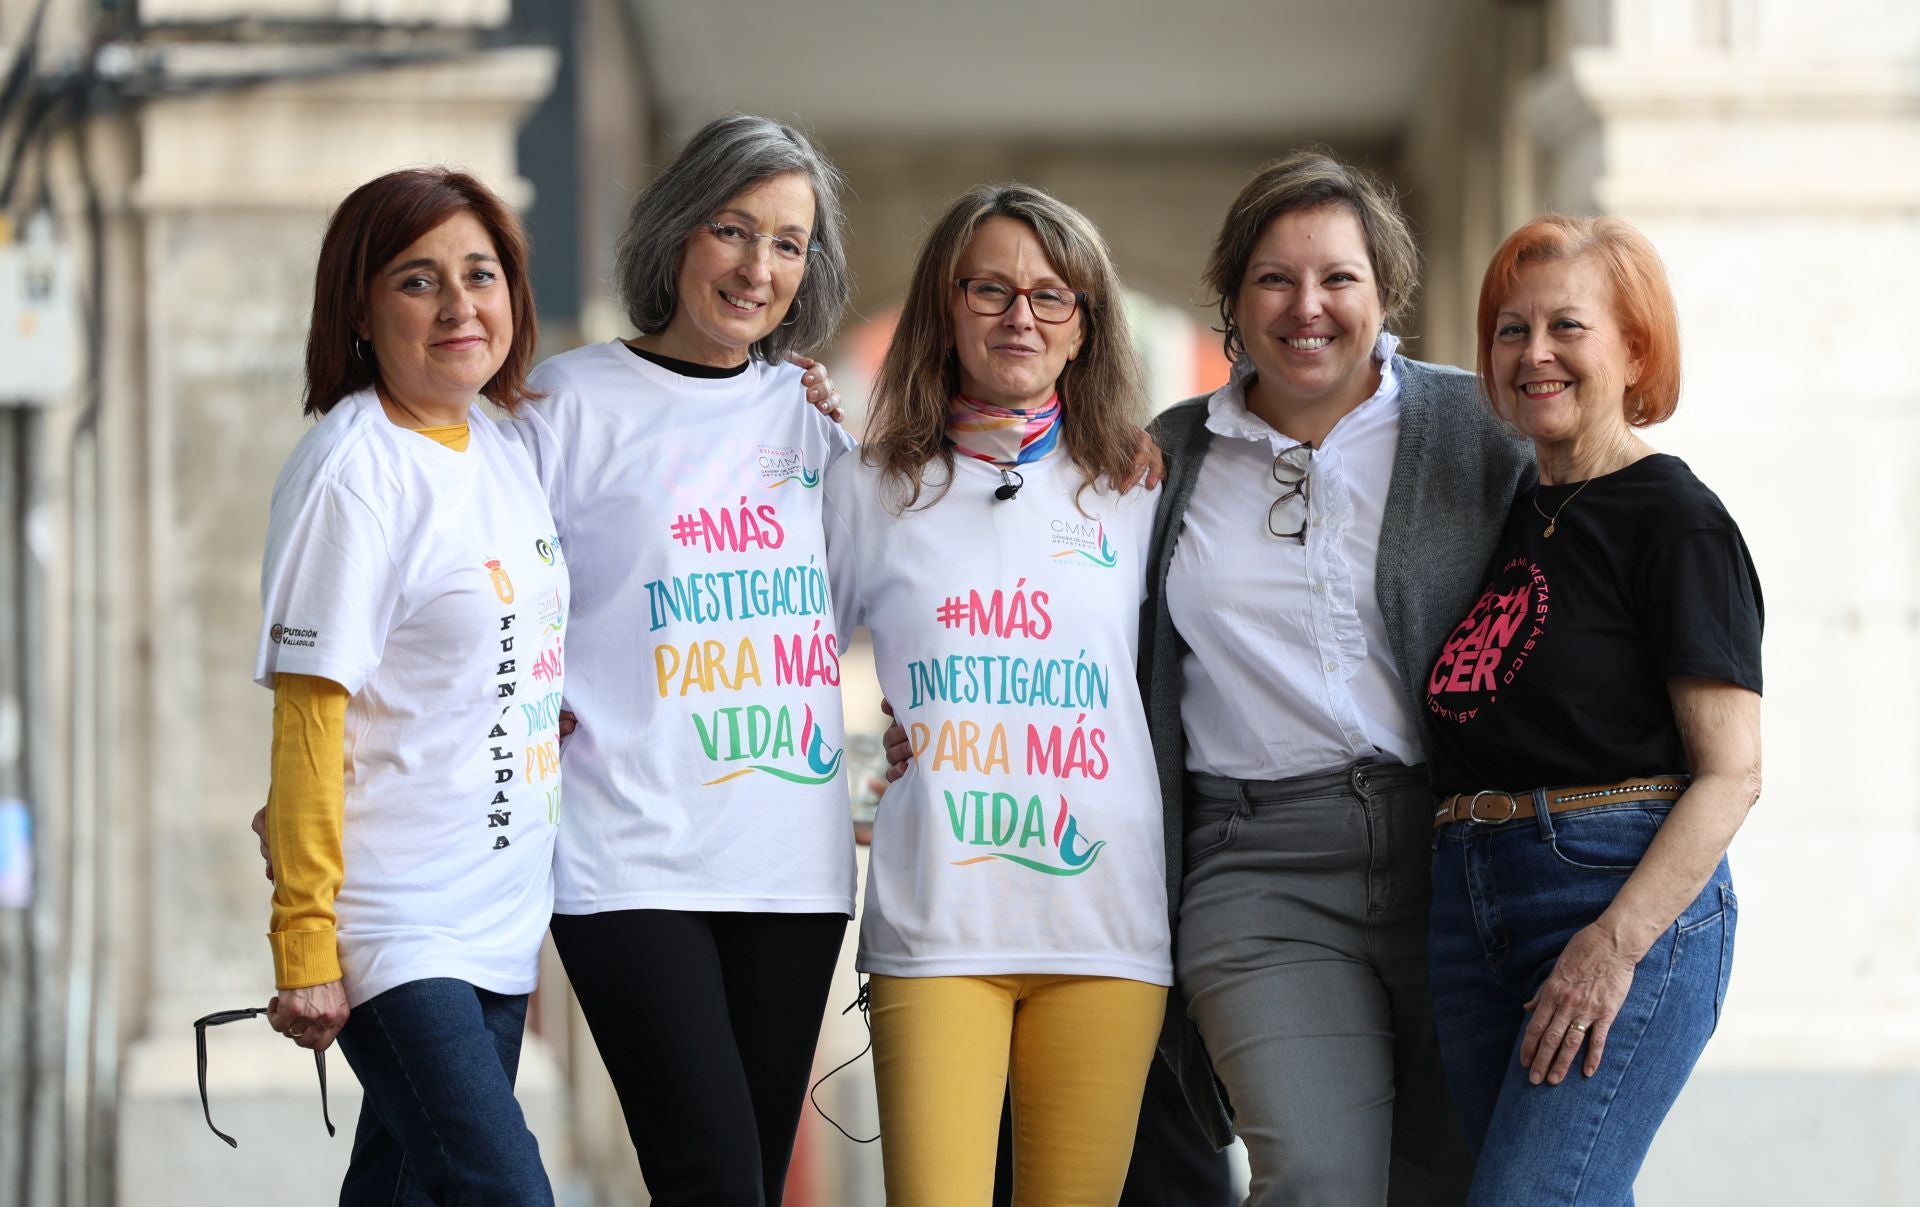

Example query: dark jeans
[991,1053,1234,1206]
[335,977,551,1207]
[1176,761,1473,1207]
[1429,796,1736,1206]
[549,908,846,1207]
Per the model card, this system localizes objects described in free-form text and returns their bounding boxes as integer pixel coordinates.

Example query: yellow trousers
[868,973,1168,1207]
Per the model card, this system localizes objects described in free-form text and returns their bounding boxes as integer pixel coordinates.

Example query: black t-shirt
[626,343,749,379]
[1423,453,1763,796]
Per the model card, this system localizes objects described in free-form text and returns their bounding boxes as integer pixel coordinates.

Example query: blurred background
[1,0,1916,1203]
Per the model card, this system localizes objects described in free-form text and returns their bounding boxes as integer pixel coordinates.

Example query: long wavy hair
[863,183,1147,511]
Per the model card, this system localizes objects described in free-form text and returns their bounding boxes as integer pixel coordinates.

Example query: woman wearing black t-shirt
[1423,214,1762,1205]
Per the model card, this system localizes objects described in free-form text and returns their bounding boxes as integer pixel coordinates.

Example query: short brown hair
[1476,214,1682,427]
[303,167,539,416]
[1203,149,1419,360]
[863,183,1148,512]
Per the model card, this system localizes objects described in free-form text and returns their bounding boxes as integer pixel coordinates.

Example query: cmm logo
[1048,518,1119,568]
[758,445,822,489]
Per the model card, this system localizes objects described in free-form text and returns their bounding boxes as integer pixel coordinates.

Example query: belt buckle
[1467,790,1518,825]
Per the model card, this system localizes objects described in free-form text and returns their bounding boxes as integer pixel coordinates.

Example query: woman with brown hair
[1143,150,1532,1205]
[825,183,1169,1206]
[255,167,565,1204]
[253,117,850,1205]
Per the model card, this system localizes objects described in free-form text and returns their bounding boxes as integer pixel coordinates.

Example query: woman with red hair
[1423,215,1763,1204]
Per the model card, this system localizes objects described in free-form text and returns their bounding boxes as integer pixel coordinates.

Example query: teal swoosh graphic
[987,842,1106,876]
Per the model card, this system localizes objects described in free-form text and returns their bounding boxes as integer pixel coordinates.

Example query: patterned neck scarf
[946,393,1063,466]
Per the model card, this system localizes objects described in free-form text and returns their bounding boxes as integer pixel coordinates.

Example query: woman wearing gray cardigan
[1143,151,1532,1206]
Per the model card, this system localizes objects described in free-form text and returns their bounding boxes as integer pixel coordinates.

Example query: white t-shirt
[824,452,1171,983]
[255,390,569,1008]
[527,341,858,916]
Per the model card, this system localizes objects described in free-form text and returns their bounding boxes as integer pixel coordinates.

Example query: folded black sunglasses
[191,1006,337,1148]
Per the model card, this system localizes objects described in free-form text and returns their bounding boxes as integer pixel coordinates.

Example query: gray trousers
[1176,760,1472,1207]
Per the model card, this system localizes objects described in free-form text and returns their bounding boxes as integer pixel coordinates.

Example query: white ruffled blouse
[1166,332,1422,780]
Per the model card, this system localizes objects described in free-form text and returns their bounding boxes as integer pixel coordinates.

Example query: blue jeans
[1429,796,1737,1207]
[335,978,553,1206]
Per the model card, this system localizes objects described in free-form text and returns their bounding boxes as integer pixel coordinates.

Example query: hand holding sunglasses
[192,1005,337,1148]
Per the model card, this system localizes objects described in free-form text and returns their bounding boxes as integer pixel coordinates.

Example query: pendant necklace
[1533,435,1631,538]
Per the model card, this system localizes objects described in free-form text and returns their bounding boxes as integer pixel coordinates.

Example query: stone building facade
[0,1,1913,1202]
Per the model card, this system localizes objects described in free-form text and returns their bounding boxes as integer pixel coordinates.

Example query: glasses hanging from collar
[1266,442,1315,544]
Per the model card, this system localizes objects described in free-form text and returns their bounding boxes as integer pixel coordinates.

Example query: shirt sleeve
[500,405,568,538]
[1638,526,1765,694]
[821,472,865,644]
[255,479,404,694]
[825,416,858,466]
[265,672,350,989]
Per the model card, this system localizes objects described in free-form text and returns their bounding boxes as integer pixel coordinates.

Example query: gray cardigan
[1140,355,1535,1147]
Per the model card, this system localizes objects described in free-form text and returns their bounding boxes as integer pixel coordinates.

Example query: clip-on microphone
[994,467,1024,501]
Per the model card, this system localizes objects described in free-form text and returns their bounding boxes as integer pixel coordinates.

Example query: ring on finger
[1568,1020,1591,1034]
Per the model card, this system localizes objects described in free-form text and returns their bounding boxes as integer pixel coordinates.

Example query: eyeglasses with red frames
[955,278,1086,324]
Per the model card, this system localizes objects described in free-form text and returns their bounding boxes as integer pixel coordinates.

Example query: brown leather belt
[1432,776,1690,829]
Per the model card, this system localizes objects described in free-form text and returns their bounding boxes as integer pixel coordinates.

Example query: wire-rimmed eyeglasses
[192,1006,336,1148]
[955,278,1085,324]
[698,221,812,264]
[1267,442,1316,543]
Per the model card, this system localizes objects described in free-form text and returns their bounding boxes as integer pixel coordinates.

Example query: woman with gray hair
[1142,150,1533,1204]
[529,113,857,1206]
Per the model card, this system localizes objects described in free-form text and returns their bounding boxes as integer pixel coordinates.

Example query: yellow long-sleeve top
[266,422,468,990]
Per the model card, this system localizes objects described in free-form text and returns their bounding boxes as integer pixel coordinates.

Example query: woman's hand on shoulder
[790,355,844,425]
[1520,923,1639,1085]
[267,980,350,1052]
